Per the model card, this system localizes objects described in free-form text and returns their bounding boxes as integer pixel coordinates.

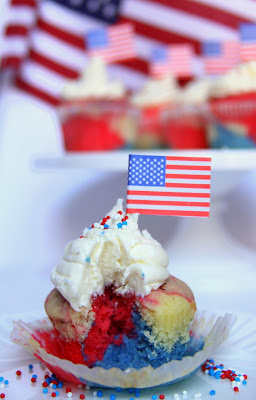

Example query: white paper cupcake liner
[11,310,236,389]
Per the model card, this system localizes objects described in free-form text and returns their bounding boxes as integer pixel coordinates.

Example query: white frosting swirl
[179,78,213,105]
[51,199,169,312]
[132,75,179,107]
[62,57,125,100]
[210,61,256,98]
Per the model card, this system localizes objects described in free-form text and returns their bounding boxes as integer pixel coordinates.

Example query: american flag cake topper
[126,155,211,217]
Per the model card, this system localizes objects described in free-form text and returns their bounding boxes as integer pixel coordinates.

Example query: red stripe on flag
[127,190,210,198]
[11,0,36,6]
[115,57,149,74]
[126,208,210,217]
[166,165,211,171]
[37,18,86,50]
[165,174,211,179]
[29,49,79,79]
[165,183,210,189]
[16,76,60,106]
[166,156,212,161]
[118,16,201,54]
[145,0,252,29]
[5,25,29,36]
[0,56,22,69]
[127,199,210,207]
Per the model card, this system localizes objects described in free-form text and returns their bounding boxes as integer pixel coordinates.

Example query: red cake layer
[35,289,136,366]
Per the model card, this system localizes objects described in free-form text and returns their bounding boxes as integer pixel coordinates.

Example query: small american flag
[240,23,256,62]
[126,155,211,217]
[86,23,135,63]
[150,44,194,77]
[202,41,240,75]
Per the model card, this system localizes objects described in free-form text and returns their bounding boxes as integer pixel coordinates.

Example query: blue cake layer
[95,311,188,371]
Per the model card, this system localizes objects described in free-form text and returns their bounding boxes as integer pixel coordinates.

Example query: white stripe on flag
[194,0,256,20]
[165,160,211,166]
[127,195,210,202]
[166,170,211,175]
[6,6,36,25]
[127,186,210,193]
[122,0,238,40]
[1,37,28,55]
[165,178,211,184]
[126,204,209,212]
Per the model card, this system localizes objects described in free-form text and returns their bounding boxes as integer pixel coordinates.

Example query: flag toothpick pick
[126,154,211,217]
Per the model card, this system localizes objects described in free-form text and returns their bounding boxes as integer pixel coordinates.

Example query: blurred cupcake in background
[208,61,256,148]
[131,75,179,149]
[162,78,212,149]
[59,57,138,152]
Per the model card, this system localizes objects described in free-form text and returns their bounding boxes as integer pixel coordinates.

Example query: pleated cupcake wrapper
[11,310,236,389]
[210,98,256,121]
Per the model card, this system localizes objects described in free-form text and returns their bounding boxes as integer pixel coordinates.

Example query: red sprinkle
[80,395,85,399]
[51,393,56,397]
[243,375,247,380]
[159,395,165,399]
[66,387,72,393]
[221,374,226,379]
[45,374,49,379]
[234,387,239,392]
[0,394,5,399]
[31,377,36,383]
[106,216,110,219]
[118,211,122,214]
[16,370,22,376]
[42,382,48,387]
[80,236,84,238]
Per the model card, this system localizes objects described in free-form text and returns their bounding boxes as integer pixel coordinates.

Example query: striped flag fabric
[202,41,240,75]
[86,23,135,63]
[126,154,211,217]
[1,0,256,104]
[150,45,194,77]
[240,23,256,61]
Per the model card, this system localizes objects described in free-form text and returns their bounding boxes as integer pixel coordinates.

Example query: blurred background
[0,0,256,321]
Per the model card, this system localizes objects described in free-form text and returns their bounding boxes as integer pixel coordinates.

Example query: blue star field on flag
[50,0,122,23]
[128,155,166,187]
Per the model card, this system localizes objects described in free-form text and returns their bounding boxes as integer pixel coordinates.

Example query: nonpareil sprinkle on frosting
[51,199,169,312]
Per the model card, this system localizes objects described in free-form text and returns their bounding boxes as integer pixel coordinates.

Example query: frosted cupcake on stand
[59,57,138,151]
[162,78,212,149]
[207,61,256,148]
[131,75,179,149]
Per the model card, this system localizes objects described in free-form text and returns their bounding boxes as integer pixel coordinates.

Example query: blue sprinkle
[219,365,224,369]
[209,390,216,395]
[52,374,57,378]
[46,378,51,384]
[89,227,92,230]
[43,388,48,393]
[56,391,59,396]
[58,382,63,388]
[0,378,3,383]
[141,273,145,277]
[209,359,214,363]
[97,391,103,397]
[243,381,247,385]
[117,223,122,229]
[152,396,157,400]
[86,256,91,263]
[53,384,57,389]
[28,364,33,369]
[209,368,215,376]
[4,380,9,385]
[128,389,134,393]
[235,377,240,382]
[135,389,140,397]
[110,395,116,400]
[215,371,221,379]
[122,221,127,225]
[101,231,105,235]
[104,224,109,229]
[130,398,135,400]
[116,388,122,392]
[32,374,37,379]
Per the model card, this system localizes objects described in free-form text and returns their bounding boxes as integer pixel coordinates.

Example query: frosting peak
[51,200,169,312]
[61,57,125,100]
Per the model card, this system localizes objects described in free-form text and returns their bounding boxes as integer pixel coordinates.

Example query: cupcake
[59,58,137,151]
[43,199,196,371]
[162,78,211,149]
[131,76,179,149]
[207,61,256,148]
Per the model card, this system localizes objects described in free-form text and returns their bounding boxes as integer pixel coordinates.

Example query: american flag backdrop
[150,44,194,77]
[1,0,256,105]
[126,155,211,217]
[240,23,256,61]
[202,40,240,75]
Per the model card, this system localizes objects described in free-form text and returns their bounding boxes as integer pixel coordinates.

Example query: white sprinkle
[114,215,120,220]
[93,391,97,396]
[49,383,53,388]
[0,384,4,389]
[78,384,83,388]
[67,393,73,398]
[194,394,201,399]
[86,385,91,390]
[204,370,209,374]
[174,395,180,400]
[99,225,104,230]
[182,391,187,395]
[94,223,100,228]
